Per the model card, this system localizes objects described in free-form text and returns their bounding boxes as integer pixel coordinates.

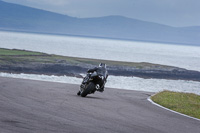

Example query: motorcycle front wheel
[81,82,95,97]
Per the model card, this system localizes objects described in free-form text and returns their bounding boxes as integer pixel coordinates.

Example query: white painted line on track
[147,97,200,122]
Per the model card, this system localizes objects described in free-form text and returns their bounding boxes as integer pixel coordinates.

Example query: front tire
[81,82,95,97]
[77,91,81,96]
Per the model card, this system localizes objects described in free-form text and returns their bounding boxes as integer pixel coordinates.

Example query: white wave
[0,72,82,84]
[0,72,200,95]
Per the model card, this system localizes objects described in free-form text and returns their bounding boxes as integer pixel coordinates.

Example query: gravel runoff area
[0,77,200,133]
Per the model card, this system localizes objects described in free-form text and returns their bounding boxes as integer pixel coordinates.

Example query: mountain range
[0,0,200,45]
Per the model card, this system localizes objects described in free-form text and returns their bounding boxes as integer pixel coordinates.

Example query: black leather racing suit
[87,67,108,79]
[87,66,108,91]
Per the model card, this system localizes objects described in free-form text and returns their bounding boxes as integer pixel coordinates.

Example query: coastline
[1,63,200,81]
[1,48,200,82]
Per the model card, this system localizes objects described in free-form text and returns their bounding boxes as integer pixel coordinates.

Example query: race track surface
[0,77,199,133]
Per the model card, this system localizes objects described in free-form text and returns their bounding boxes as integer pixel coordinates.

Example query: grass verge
[0,48,45,55]
[151,90,200,119]
[0,48,172,69]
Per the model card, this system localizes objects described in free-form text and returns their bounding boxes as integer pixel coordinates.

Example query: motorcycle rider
[87,63,108,92]
[79,63,108,94]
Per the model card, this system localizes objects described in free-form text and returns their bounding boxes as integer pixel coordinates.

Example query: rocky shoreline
[1,62,200,82]
[1,48,200,82]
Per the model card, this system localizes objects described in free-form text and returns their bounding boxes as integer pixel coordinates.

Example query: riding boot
[98,86,104,92]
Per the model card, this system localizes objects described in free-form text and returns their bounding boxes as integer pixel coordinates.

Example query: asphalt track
[0,77,200,133]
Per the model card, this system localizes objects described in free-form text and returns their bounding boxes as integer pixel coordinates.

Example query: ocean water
[1,31,200,71]
[0,31,200,94]
[1,72,200,95]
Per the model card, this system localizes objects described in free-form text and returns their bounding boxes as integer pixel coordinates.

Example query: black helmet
[99,63,106,68]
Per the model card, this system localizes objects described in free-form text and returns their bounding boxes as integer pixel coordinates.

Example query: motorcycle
[77,72,106,97]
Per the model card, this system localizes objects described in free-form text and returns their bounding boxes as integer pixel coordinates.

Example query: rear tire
[81,82,95,97]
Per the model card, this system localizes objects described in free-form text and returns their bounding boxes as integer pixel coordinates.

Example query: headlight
[95,84,100,90]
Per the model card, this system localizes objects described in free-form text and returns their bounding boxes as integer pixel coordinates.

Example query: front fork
[80,74,90,89]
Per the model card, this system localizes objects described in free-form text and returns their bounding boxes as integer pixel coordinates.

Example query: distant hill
[0,0,200,45]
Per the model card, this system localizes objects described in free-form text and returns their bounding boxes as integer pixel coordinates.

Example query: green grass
[0,48,147,66]
[0,48,178,71]
[0,48,44,55]
[50,54,171,69]
[151,91,200,119]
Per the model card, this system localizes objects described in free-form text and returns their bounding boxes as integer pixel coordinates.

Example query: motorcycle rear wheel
[81,82,95,97]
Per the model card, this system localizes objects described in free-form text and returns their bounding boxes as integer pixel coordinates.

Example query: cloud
[3,0,70,7]
[3,0,69,5]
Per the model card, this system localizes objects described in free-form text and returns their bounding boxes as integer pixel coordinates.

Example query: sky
[2,0,200,27]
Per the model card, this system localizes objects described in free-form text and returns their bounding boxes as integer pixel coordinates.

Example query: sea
[0,31,200,95]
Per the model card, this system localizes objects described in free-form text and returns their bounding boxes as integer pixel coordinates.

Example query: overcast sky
[2,0,200,27]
